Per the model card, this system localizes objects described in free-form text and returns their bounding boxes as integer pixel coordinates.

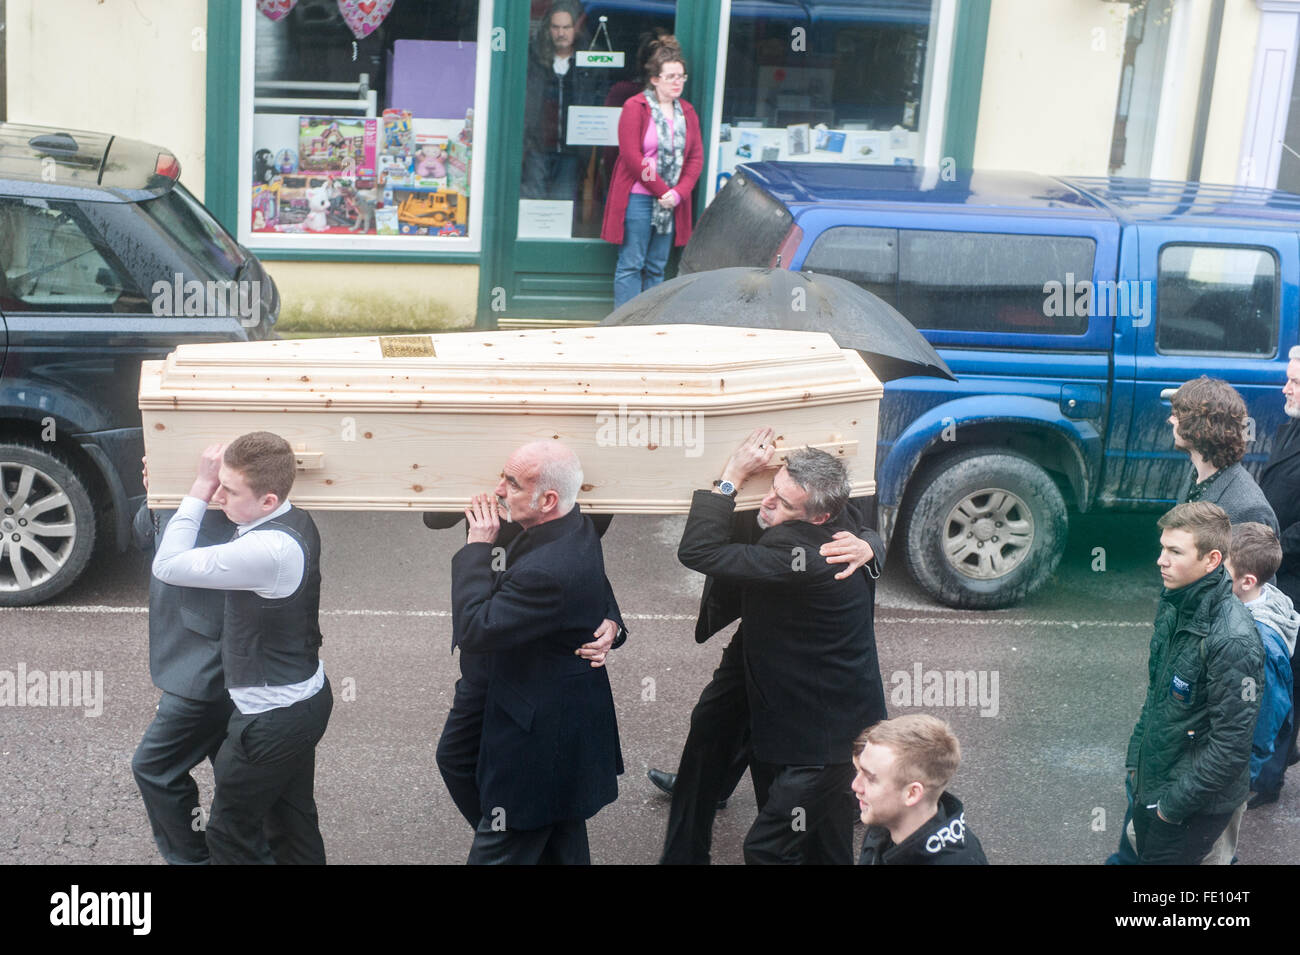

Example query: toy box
[298,116,370,174]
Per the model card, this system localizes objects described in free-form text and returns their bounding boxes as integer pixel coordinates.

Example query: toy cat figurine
[303,184,331,232]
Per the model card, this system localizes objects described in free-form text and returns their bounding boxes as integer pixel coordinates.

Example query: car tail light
[154,153,181,180]
[770,223,804,269]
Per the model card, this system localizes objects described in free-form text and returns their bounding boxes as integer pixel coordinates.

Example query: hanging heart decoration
[338,0,394,40]
[256,0,298,22]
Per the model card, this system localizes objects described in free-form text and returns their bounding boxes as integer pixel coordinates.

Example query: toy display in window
[250,109,472,237]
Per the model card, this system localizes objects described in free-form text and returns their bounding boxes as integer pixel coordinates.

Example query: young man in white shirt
[153,431,332,864]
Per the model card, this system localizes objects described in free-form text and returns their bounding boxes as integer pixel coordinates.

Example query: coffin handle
[294,449,324,470]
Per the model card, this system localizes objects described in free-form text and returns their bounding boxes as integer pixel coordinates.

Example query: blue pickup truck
[681,163,1299,608]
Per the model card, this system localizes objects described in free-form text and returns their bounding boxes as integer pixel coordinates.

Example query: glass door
[494,0,681,323]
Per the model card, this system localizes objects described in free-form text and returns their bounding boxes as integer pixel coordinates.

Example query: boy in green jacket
[1127,502,1266,864]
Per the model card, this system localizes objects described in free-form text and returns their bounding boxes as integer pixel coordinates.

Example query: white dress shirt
[152,496,324,714]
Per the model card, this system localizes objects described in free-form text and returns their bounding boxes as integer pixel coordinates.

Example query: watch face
[719,480,736,496]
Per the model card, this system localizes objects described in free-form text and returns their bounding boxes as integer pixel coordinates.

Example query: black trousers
[661,635,751,864]
[743,761,856,865]
[207,678,333,865]
[1132,803,1233,865]
[436,673,488,829]
[466,816,591,865]
[132,691,234,864]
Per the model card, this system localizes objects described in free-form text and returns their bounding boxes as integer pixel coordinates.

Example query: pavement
[0,508,1296,865]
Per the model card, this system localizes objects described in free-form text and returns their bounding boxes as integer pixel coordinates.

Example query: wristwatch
[713,478,738,498]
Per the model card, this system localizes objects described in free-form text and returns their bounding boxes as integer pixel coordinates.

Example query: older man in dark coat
[450,440,622,864]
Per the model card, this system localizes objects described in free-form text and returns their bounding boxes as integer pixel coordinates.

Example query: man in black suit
[431,511,624,830]
[450,440,623,864]
[131,469,240,865]
[1257,347,1300,799]
[673,427,888,864]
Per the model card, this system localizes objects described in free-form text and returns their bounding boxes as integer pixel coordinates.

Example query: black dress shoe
[647,768,728,809]
[1247,790,1280,810]
[647,768,676,796]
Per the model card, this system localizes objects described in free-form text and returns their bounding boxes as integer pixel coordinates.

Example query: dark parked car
[0,123,278,605]
[683,163,1298,608]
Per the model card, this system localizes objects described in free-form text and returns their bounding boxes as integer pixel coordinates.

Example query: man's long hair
[1170,376,1248,470]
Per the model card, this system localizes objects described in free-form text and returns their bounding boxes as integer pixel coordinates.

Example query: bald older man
[446,440,624,864]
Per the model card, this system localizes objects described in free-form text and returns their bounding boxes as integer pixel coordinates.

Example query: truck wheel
[901,449,1067,609]
[0,443,97,606]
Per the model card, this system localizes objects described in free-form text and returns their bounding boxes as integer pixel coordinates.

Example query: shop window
[516,1,678,240]
[716,1,933,182]
[0,199,148,313]
[1156,245,1277,356]
[897,231,1096,335]
[241,0,483,248]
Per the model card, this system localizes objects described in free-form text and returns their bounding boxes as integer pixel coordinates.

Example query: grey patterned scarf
[645,90,685,235]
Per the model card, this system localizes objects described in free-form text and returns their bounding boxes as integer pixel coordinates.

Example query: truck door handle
[1159,388,1177,402]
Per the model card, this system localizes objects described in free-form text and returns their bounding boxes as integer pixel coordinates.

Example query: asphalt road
[1,507,1296,865]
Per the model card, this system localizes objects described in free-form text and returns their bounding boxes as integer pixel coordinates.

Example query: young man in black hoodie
[852,714,987,865]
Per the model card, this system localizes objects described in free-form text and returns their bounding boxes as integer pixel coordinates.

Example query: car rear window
[0,197,149,313]
[139,184,243,282]
[680,170,793,274]
[804,226,1097,335]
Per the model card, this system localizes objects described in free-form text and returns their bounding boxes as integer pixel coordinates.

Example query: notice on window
[566,106,622,146]
[518,200,574,239]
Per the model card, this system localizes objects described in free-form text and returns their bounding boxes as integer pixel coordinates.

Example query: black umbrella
[601,267,955,383]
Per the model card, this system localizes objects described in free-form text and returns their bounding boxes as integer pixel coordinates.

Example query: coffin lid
[140,325,882,412]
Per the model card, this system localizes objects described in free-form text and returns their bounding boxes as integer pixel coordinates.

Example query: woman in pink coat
[601,37,703,308]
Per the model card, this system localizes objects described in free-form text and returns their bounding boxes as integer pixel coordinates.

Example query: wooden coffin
[139,325,882,513]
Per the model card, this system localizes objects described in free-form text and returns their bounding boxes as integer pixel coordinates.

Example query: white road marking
[0,605,1149,626]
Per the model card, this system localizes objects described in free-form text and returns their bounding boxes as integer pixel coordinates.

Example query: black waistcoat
[222,506,323,688]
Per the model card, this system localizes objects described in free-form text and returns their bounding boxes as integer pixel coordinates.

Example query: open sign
[577,50,625,68]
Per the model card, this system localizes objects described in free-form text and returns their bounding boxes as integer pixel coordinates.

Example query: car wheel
[901,449,1067,610]
[0,442,97,606]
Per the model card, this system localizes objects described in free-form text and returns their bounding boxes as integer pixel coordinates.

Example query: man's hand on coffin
[189,443,226,502]
[465,492,501,545]
[819,530,875,580]
[720,427,776,488]
[577,618,619,668]
[141,456,149,491]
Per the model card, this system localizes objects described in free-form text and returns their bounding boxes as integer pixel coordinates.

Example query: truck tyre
[0,442,97,606]
[901,449,1067,610]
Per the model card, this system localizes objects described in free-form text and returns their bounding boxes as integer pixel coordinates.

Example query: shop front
[203,0,984,329]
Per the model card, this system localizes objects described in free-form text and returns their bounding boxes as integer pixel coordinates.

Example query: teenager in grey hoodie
[1224,523,1297,807]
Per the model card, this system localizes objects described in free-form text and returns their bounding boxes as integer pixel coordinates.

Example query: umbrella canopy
[601,267,955,383]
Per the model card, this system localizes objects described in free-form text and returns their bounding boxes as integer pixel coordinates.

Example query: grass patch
[275,290,475,336]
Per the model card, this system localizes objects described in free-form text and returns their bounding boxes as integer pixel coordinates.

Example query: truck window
[803,226,898,307]
[1155,245,1277,356]
[897,231,1096,335]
